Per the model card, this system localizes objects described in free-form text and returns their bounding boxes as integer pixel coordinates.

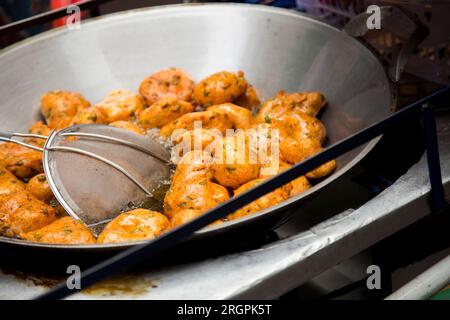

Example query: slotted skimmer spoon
[0,125,172,232]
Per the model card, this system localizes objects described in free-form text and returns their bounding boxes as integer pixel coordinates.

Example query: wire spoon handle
[0,130,45,152]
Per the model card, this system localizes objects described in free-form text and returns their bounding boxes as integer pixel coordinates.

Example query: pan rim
[0,3,394,249]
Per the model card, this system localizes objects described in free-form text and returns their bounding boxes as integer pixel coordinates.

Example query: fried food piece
[279,136,322,165]
[0,165,26,196]
[41,91,90,129]
[0,166,56,237]
[171,150,213,184]
[70,106,107,125]
[193,71,248,107]
[233,85,261,110]
[159,109,233,138]
[164,151,229,218]
[139,68,195,105]
[27,121,52,147]
[211,135,260,189]
[170,209,224,228]
[109,121,145,135]
[95,90,146,123]
[170,209,202,228]
[0,143,43,179]
[271,113,326,166]
[172,128,221,158]
[256,91,326,122]
[26,173,53,202]
[164,179,229,219]
[208,103,253,129]
[228,178,289,220]
[138,98,194,129]
[258,157,311,197]
[277,134,336,180]
[23,217,96,244]
[97,209,170,244]
[272,112,326,144]
[306,158,337,180]
[29,121,52,137]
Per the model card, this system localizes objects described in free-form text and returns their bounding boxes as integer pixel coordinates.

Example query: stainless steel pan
[0,4,394,252]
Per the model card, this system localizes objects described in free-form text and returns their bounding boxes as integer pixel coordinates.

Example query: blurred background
[1,1,300,47]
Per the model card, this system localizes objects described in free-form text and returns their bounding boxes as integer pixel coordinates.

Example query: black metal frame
[36,86,449,300]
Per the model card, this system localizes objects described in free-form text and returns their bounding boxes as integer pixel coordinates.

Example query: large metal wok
[0,4,393,253]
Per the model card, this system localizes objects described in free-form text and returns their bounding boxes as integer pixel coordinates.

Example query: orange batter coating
[40,90,91,129]
[0,143,43,179]
[256,91,326,122]
[0,166,56,237]
[94,90,146,123]
[109,121,145,135]
[258,157,311,197]
[208,103,253,130]
[164,151,229,218]
[306,157,337,180]
[233,85,261,110]
[170,209,224,228]
[70,106,108,125]
[26,173,53,202]
[172,128,221,158]
[159,109,233,138]
[139,68,195,105]
[170,209,202,228]
[193,71,248,107]
[23,217,96,244]
[164,178,229,219]
[211,135,260,189]
[97,209,170,244]
[27,121,52,147]
[138,98,194,129]
[228,178,289,221]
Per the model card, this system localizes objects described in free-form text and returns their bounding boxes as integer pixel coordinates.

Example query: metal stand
[423,104,449,214]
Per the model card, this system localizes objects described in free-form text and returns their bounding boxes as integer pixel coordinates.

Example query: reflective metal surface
[0,4,393,249]
[43,125,171,228]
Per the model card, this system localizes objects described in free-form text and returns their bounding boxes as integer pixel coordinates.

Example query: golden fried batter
[164,179,229,219]
[27,121,52,147]
[164,151,229,218]
[41,91,90,129]
[23,217,96,244]
[159,109,233,138]
[170,209,224,228]
[208,103,253,129]
[233,85,261,110]
[0,166,56,237]
[109,121,145,135]
[256,91,326,122]
[95,90,145,123]
[228,178,289,221]
[26,173,53,202]
[193,71,248,107]
[70,106,107,125]
[258,157,311,197]
[138,98,194,129]
[172,128,221,158]
[170,209,202,228]
[0,143,43,179]
[211,135,260,189]
[97,209,170,244]
[306,158,337,180]
[139,68,195,105]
